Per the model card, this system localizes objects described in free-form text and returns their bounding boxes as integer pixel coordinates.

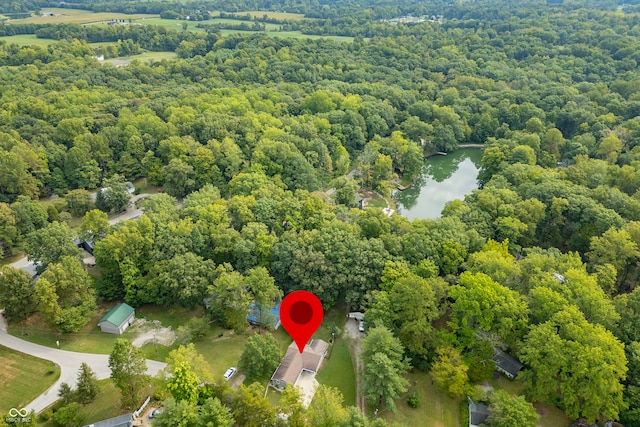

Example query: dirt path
[344,317,365,413]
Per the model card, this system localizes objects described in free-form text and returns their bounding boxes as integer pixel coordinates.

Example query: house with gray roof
[493,349,523,379]
[82,413,133,427]
[468,397,490,427]
[98,303,135,335]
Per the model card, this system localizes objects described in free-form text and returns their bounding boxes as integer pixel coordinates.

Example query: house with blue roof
[247,301,281,330]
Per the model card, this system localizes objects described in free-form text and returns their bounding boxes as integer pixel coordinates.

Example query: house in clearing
[98,303,135,335]
[468,397,490,427]
[492,348,523,379]
[270,339,329,391]
[247,301,281,329]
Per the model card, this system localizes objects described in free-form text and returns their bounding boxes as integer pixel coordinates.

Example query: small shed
[98,303,135,335]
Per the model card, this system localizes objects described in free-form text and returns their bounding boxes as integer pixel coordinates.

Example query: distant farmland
[6,8,158,25]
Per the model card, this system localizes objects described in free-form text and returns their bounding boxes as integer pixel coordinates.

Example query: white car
[359,320,365,332]
[223,367,237,380]
[149,409,163,419]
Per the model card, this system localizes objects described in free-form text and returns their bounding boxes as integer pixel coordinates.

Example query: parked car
[149,409,163,419]
[224,367,237,380]
[359,320,365,332]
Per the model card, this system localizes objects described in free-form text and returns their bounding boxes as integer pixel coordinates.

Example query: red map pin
[280,290,324,353]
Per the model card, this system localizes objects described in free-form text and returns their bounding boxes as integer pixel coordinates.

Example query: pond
[393,148,482,220]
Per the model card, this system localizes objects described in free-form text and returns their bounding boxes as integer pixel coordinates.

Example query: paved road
[0,315,166,414]
[3,193,161,413]
[10,193,152,274]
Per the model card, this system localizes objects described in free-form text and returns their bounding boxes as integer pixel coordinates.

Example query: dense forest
[3,0,640,425]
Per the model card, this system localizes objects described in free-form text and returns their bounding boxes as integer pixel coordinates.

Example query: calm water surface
[394,148,482,220]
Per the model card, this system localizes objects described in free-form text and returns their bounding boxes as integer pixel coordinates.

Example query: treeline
[2,4,640,422]
[33,23,209,51]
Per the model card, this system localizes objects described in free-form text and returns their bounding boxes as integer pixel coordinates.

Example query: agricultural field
[6,8,158,25]
[0,34,120,48]
[0,34,56,47]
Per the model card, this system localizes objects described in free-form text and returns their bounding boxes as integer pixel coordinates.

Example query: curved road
[0,315,166,413]
[3,193,162,414]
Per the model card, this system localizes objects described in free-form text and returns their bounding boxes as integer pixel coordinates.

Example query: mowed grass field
[316,337,356,406]
[0,34,120,47]
[7,8,158,25]
[379,371,461,427]
[8,310,136,355]
[0,346,60,413]
[0,34,54,47]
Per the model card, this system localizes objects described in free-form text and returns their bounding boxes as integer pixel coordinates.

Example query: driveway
[0,315,166,414]
[344,317,365,413]
[10,193,152,273]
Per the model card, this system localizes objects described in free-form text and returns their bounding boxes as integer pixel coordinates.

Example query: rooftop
[271,339,329,385]
[98,303,135,327]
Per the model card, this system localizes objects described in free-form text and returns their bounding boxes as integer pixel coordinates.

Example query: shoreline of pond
[393,148,483,219]
[397,144,484,191]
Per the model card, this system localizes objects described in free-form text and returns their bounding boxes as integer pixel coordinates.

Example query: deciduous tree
[361,324,409,412]
[0,265,35,322]
[109,338,148,408]
[24,221,81,272]
[306,385,349,427]
[238,333,281,380]
[487,390,539,427]
[34,256,96,332]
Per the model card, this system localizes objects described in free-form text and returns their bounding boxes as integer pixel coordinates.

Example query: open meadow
[7,8,157,25]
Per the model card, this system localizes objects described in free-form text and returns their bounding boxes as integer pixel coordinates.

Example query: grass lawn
[366,197,388,209]
[128,17,208,33]
[380,371,461,427]
[8,8,157,25]
[266,388,282,408]
[0,346,60,413]
[8,310,134,355]
[312,302,348,343]
[135,305,202,330]
[132,177,161,194]
[0,34,57,47]
[193,330,248,379]
[8,304,200,357]
[37,379,139,427]
[316,338,356,406]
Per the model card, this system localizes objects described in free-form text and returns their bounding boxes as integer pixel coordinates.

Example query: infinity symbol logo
[8,408,28,417]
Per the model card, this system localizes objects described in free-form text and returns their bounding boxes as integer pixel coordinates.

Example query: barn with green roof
[98,303,135,334]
